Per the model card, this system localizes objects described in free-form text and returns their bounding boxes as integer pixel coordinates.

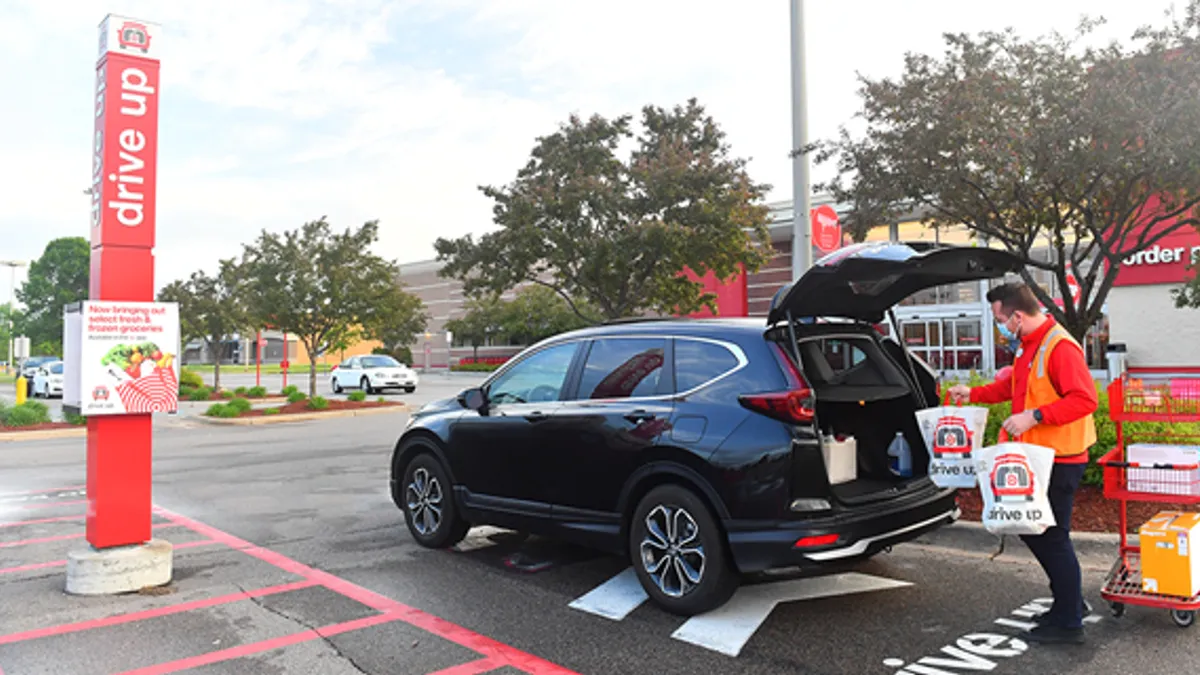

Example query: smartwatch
[1032,408,1044,424]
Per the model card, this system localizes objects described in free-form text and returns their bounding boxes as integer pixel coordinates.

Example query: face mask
[996,316,1019,352]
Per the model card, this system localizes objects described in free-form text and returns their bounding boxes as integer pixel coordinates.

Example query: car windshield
[50,363,63,374]
[361,356,400,369]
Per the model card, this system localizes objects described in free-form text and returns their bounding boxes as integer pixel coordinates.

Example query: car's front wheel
[400,452,469,549]
[361,377,373,395]
[630,484,737,616]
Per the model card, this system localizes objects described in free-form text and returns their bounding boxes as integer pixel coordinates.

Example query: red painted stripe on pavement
[0,559,65,575]
[0,523,173,549]
[0,540,218,576]
[0,515,83,529]
[112,612,404,675]
[153,506,580,675]
[0,580,318,646]
[0,485,84,497]
[18,500,87,511]
[427,657,503,675]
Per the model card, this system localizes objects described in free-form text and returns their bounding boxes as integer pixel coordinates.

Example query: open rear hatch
[768,242,1022,506]
[767,241,1023,325]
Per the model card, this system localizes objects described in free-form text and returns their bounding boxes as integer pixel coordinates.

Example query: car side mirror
[458,387,486,411]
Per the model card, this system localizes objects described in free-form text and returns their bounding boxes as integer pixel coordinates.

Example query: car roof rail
[600,316,682,326]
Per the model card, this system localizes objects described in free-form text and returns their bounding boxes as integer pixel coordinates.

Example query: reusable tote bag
[915,394,988,488]
[974,430,1057,536]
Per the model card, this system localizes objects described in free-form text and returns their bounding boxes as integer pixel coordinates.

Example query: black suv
[390,242,1020,615]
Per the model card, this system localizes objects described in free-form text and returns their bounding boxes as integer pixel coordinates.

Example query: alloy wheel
[405,467,443,536]
[639,504,706,598]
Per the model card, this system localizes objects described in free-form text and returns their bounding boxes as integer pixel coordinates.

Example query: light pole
[0,260,26,374]
[790,0,812,280]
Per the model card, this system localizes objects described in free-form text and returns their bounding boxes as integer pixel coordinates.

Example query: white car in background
[331,355,418,394]
[32,360,64,398]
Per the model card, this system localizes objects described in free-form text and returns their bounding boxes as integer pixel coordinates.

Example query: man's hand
[1002,410,1040,438]
[946,384,971,405]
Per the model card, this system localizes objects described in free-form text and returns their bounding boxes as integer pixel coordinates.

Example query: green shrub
[247,386,268,398]
[263,407,281,415]
[307,396,329,411]
[63,411,87,426]
[281,385,299,397]
[179,385,197,399]
[347,390,366,402]
[227,397,252,414]
[179,368,204,389]
[287,390,307,404]
[234,386,248,395]
[377,396,386,403]
[205,403,240,418]
[451,363,501,372]
[1,401,52,427]
[219,390,235,399]
[189,387,213,402]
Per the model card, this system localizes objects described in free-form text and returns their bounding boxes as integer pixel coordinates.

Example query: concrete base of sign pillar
[65,539,173,596]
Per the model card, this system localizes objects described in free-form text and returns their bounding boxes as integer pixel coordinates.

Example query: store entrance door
[894,312,989,377]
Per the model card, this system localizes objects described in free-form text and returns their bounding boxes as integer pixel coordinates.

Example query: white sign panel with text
[73,301,180,416]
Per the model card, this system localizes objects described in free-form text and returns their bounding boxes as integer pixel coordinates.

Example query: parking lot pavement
[4,416,1200,674]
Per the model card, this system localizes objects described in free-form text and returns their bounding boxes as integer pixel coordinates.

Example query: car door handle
[624,410,656,423]
[524,411,550,422]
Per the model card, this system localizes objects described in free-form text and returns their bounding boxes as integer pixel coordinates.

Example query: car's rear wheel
[331,378,343,394]
[630,484,737,616]
[400,452,468,549]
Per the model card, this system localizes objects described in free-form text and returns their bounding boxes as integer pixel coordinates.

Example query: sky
[0,0,1186,305]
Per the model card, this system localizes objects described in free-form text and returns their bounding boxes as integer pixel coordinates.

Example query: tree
[16,237,90,354]
[360,283,429,357]
[435,98,772,322]
[239,217,414,397]
[157,259,249,392]
[812,7,1200,340]
[444,294,507,361]
[499,285,594,345]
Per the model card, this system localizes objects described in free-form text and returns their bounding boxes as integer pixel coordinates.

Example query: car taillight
[793,533,839,548]
[738,342,816,424]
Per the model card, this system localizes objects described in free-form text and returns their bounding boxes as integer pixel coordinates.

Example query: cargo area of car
[776,326,940,505]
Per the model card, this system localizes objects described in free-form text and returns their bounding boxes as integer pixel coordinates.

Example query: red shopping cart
[1099,376,1200,628]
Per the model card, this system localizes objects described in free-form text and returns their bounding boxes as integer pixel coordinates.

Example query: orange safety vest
[1021,323,1097,460]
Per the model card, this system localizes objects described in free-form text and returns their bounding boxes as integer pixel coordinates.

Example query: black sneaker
[1033,600,1093,626]
[1020,624,1085,644]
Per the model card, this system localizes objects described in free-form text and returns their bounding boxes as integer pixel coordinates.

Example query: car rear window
[673,339,739,392]
[577,338,666,399]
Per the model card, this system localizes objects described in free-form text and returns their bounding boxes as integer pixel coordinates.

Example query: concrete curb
[196,403,409,426]
[0,427,88,442]
[914,520,1126,560]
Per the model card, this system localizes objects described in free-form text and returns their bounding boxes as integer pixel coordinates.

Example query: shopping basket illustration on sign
[932,415,973,459]
[990,454,1037,503]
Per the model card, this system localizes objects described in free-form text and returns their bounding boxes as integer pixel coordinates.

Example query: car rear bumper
[724,488,958,573]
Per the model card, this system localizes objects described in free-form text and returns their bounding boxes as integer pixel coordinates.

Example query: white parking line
[568,567,649,620]
[670,572,913,657]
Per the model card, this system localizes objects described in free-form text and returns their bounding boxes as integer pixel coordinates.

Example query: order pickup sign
[64,301,180,416]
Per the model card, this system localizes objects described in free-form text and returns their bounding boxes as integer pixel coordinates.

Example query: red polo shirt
[970,317,1098,464]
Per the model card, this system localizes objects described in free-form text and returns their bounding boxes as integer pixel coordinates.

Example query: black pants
[1020,462,1087,629]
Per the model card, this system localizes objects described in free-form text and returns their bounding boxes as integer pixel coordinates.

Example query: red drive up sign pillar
[87,15,162,549]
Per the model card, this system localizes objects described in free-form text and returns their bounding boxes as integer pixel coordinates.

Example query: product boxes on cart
[1127,444,1200,497]
[1139,511,1200,599]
